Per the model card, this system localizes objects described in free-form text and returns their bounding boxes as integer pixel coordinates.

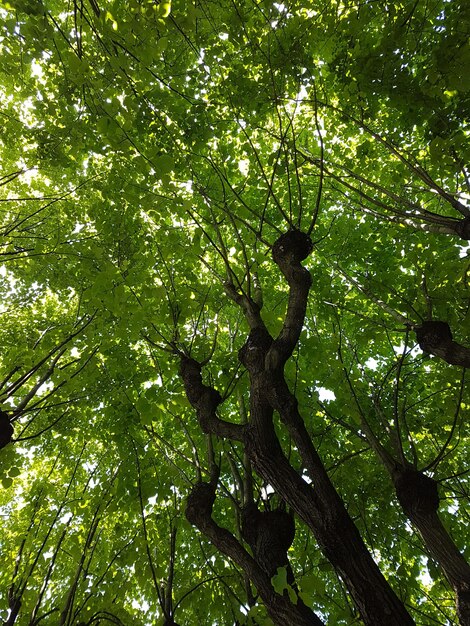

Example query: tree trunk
[180,229,415,626]
[395,469,470,626]
[246,415,414,626]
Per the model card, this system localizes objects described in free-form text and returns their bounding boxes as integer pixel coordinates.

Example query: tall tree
[0,1,469,625]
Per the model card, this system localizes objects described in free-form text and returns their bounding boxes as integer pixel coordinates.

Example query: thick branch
[415,321,470,368]
[394,469,470,626]
[234,231,414,626]
[266,230,313,371]
[224,281,267,331]
[4,587,21,626]
[181,229,414,625]
[179,356,245,441]
[185,482,324,626]
[453,216,470,240]
[244,418,415,626]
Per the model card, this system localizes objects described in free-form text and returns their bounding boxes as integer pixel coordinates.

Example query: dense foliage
[0,1,469,624]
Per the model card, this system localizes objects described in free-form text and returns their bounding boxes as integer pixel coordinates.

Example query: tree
[0,1,469,625]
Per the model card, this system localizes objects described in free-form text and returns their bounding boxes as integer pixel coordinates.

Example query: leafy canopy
[0,1,469,625]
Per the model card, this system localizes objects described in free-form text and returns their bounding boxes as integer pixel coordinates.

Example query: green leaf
[0,3,468,625]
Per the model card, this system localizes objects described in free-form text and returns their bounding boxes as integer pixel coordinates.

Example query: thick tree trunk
[395,469,470,626]
[246,415,414,626]
[180,229,415,626]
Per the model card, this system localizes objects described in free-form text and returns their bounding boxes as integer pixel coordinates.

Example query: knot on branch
[454,216,470,240]
[394,469,439,518]
[0,410,13,450]
[185,482,216,527]
[239,328,273,372]
[415,320,470,367]
[415,321,452,352]
[179,356,222,412]
[241,501,295,577]
[272,230,313,266]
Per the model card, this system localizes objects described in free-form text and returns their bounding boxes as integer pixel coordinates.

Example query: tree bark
[453,216,470,240]
[4,586,21,626]
[180,230,416,626]
[186,481,324,626]
[415,321,470,368]
[244,408,414,626]
[395,469,470,626]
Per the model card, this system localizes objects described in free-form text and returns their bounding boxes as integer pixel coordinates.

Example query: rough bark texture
[180,229,415,626]
[241,502,295,580]
[415,321,470,368]
[185,482,324,626]
[394,468,470,626]
[179,357,244,441]
[394,469,440,518]
[243,414,414,626]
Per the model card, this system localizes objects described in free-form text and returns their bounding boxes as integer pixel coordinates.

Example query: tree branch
[266,230,313,371]
[415,321,470,368]
[179,356,245,441]
[185,481,324,626]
